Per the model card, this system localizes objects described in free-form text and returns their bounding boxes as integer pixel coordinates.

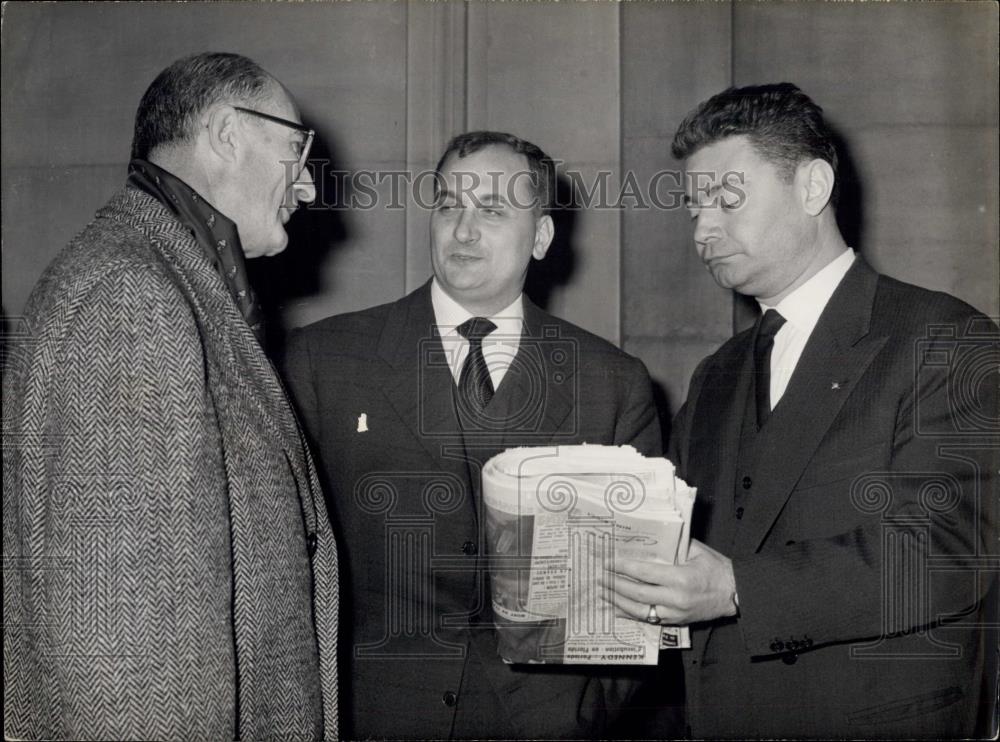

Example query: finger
[603,572,667,607]
[687,538,707,555]
[611,558,682,589]
[602,592,657,623]
[597,569,644,590]
[598,594,634,621]
[686,538,716,560]
[613,559,684,590]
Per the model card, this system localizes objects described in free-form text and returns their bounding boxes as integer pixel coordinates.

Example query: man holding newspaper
[604,84,998,739]
[285,131,668,739]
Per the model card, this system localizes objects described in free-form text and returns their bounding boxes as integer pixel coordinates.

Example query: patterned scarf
[127,159,266,346]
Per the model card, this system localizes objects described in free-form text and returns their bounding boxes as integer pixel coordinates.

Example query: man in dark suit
[605,83,998,738]
[284,131,663,739]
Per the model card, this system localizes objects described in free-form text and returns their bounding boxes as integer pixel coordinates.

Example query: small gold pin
[831,381,842,390]
[357,413,369,433]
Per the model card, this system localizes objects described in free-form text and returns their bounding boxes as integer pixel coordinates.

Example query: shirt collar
[759,248,856,334]
[430,279,524,339]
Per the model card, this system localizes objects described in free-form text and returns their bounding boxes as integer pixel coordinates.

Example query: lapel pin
[357,413,369,433]
[831,381,842,391]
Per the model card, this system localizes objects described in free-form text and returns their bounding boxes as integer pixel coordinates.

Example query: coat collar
[98,186,323,531]
[496,293,578,447]
[374,281,471,479]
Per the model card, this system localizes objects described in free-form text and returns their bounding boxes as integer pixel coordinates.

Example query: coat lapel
[104,188,322,528]
[494,298,576,453]
[734,259,888,554]
[374,282,473,483]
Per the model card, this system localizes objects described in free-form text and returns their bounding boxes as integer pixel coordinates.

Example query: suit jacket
[2,186,339,741]
[284,281,662,739]
[670,258,998,738]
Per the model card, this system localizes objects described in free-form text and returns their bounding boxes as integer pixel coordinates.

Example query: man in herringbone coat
[3,53,338,740]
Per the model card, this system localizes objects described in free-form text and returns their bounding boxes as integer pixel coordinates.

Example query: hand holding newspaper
[482,444,696,665]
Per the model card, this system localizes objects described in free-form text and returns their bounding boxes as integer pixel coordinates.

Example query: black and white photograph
[3,1,998,739]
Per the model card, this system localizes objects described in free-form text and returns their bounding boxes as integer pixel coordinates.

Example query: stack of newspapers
[482,444,696,665]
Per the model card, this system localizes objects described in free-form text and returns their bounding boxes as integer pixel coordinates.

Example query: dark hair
[131,52,273,160]
[672,83,839,205]
[434,130,556,213]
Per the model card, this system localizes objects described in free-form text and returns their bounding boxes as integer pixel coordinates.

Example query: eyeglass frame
[233,105,315,175]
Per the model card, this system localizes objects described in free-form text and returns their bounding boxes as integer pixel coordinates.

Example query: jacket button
[788,639,800,651]
[461,540,478,556]
[782,654,798,665]
[442,691,458,707]
[785,540,796,546]
[742,476,752,490]
[735,507,745,520]
[770,640,784,653]
[804,637,814,648]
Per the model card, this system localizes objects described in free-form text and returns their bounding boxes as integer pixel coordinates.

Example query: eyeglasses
[234,106,315,174]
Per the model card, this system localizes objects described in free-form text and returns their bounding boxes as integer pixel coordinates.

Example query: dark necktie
[754,309,786,429]
[457,317,497,414]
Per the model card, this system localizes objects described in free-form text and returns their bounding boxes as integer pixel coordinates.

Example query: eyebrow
[683,183,725,207]
[436,189,510,207]
[476,193,509,207]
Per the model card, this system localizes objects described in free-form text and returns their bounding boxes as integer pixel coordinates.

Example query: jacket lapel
[734,258,888,554]
[103,188,322,527]
[375,281,473,482]
[494,298,576,453]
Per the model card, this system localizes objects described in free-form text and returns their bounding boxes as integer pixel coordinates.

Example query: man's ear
[203,105,240,165]
[799,158,835,216]
[532,214,554,260]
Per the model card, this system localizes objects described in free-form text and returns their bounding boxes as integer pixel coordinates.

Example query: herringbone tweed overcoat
[3,186,338,741]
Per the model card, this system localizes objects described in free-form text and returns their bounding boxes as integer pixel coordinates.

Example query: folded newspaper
[482,444,696,665]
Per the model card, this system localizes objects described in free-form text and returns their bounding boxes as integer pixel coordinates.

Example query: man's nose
[454,208,479,243]
[692,208,719,247]
[292,165,317,205]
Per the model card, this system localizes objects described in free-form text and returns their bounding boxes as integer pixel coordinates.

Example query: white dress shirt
[759,248,856,409]
[431,279,524,391]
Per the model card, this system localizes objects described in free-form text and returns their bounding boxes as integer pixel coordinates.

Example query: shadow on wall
[830,122,866,266]
[524,171,578,312]
[248,124,351,362]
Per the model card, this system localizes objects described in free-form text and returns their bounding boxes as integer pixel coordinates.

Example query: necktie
[754,309,786,428]
[457,317,497,414]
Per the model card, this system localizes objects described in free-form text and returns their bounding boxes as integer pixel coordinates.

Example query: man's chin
[706,265,736,290]
[438,265,485,290]
[259,231,290,258]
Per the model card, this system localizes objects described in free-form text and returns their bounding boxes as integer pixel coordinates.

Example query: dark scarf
[127,159,265,346]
